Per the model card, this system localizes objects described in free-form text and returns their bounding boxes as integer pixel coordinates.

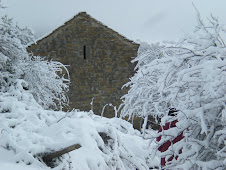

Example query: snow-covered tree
[120,13,226,169]
[0,15,69,109]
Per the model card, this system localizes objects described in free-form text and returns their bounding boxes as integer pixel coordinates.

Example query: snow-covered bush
[23,56,70,109]
[120,13,226,169]
[0,71,152,169]
[119,42,165,132]
[0,15,32,89]
[0,86,152,169]
[0,15,69,109]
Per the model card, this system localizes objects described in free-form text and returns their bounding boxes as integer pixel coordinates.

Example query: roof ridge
[29,12,138,47]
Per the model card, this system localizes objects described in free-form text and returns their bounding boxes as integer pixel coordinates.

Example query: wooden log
[42,144,81,164]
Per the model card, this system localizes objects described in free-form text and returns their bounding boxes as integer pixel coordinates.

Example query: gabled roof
[33,12,138,46]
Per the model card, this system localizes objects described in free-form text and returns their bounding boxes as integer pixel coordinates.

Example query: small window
[83,45,86,59]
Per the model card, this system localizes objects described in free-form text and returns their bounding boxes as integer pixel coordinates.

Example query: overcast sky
[2,0,226,43]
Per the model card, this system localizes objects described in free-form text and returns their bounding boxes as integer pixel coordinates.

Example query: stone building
[28,12,139,118]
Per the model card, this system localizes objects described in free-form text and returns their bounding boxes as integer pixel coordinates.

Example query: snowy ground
[0,111,160,170]
[0,85,159,169]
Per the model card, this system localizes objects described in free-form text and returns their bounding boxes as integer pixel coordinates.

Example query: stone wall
[28,12,139,118]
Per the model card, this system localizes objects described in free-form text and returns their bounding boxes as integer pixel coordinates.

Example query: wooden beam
[42,144,81,164]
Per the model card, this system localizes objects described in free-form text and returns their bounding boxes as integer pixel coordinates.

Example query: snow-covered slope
[0,80,159,170]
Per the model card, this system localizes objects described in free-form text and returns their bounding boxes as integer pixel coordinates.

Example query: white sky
[2,0,226,43]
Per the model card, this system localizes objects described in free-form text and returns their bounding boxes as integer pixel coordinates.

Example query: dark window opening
[83,45,86,60]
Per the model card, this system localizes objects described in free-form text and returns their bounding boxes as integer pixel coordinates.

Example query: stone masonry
[28,12,139,118]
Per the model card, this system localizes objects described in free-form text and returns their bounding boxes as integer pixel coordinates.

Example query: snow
[0,149,42,170]
[0,84,157,169]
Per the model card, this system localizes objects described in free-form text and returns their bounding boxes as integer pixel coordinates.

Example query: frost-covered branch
[120,13,226,169]
[0,16,70,109]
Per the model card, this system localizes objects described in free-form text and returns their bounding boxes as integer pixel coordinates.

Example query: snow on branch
[0,16,69,110]
[120,13,226,169]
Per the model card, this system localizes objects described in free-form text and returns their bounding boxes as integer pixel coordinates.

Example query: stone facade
[28,12,139,118]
